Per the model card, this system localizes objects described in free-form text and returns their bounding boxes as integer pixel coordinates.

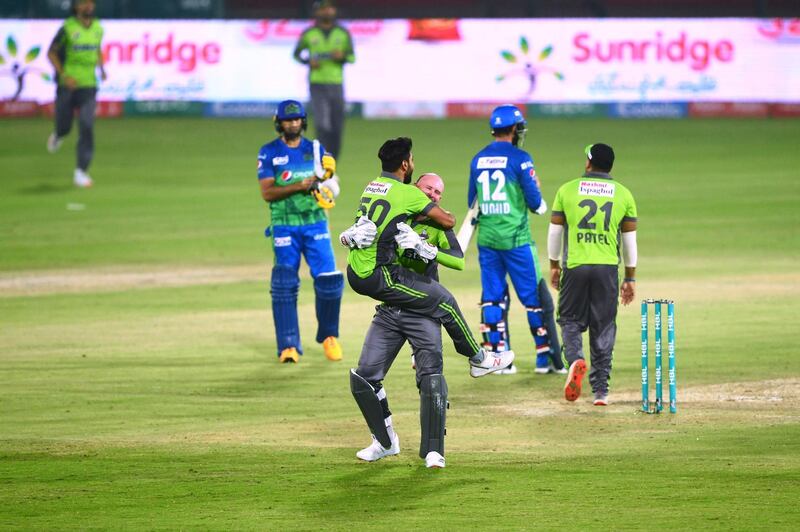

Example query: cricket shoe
[469,349,515,378]
[73,169,93,188]
[536,363,568,375]
[279,347,299,363]
[47,133,62,153]
[494,362,518,375]
[534,353,551,374]
[593,392,609,406]
[322,336,342,361]
[425,451,445,468]
[564,359,587,401]
[356,433,400,462]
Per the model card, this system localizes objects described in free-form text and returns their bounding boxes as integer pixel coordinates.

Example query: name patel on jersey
[576,232,611,244]
[364,181,392,195]
[477,156,508,169]
[579,180,616,198]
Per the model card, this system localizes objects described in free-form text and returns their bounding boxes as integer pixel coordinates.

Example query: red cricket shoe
[564,359,587,402]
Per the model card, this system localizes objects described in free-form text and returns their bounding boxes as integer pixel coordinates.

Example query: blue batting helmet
[275,100,306,121]
[489,104,525,130]
[274,100,307,134]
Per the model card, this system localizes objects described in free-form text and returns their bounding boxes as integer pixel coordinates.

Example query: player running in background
[548,143,638,406]
[342,137,514,380]
[341,172,462,468]
[468,104,565,376]
[46,0,106,188]
[293,0,354,158]
[257,100,343,363]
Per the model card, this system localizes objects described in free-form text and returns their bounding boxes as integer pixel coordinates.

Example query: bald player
[340,172,465,469]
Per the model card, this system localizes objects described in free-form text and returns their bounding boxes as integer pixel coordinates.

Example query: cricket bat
[455,199,480,252]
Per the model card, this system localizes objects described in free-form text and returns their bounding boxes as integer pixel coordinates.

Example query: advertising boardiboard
[1,18,797,104]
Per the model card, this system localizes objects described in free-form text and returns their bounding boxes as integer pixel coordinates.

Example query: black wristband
[624,277,636,282]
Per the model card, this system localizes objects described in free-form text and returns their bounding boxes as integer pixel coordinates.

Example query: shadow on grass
[17,183,73,195]
[303,460,479,520]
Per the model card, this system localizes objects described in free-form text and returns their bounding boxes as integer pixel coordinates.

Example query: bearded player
[340,172,463,468]
[257,100,343,363]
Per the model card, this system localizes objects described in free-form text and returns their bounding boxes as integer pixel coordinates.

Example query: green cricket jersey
[347,174,434,278]
[51,17,104,88]
[398,220,465,280]
[552,171,637,268]
[293,25,354,84]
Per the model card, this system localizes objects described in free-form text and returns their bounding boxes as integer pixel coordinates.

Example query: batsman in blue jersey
[467,104,565,375]
[257,100,343,363]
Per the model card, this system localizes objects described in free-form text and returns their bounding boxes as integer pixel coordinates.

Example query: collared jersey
[398,220,464,281]
[257,137,327,227]
[293,24,355,84]
[468,141,544,250]
[552,172,638,268]
[51,17,103,88]
[347,176,434,278]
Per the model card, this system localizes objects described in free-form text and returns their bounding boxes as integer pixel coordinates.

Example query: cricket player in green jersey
[46,0,106,188]
[342,138,514,388]
[548,143,638,406]
[340,172,463,468]
[293,0,354,158]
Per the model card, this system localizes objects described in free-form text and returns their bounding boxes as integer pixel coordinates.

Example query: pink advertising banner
[1,18,798,103]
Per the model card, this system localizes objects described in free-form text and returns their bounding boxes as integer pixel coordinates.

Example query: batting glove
[394,222,437,261]
[321,153,336,180]
[318,175,340,198]
[339,216,377,249]
[534,198,548,215]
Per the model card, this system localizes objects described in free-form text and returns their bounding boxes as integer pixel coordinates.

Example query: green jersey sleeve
[433,228,465,271]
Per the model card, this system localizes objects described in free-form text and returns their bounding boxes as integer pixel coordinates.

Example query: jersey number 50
[476,170,508,201]
[358,197,390,226]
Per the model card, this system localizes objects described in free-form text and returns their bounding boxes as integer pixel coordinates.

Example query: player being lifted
[341,137,514,380]
[257,100,343,363]
[341,172,462,467]
[467,105,564,375]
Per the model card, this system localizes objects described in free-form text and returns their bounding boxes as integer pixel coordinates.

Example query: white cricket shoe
[494,362,518,375]
[425,451,445,468]
[47,133,62,153]
[73,169,93,188]
[356,433,400,462]
[469,349,515,378]
[534,366,551,374]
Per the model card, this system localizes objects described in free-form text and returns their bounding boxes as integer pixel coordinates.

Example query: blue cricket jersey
[257,137,327,226]
[468,141,543,250]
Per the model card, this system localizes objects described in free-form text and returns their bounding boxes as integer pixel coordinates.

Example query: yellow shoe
[279,347,299,363]
[323,336,342,361]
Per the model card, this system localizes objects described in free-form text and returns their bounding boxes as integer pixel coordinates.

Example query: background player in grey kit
[293,0,354,158]
[548,143,638,406]
[341,173,460,468]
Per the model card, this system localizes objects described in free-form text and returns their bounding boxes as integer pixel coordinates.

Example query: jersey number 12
[476,170,507,201]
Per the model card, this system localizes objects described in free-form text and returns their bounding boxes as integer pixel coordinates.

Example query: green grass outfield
[1,116,799,530]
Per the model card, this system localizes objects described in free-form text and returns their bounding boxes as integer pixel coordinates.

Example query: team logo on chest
[281,170,292,181]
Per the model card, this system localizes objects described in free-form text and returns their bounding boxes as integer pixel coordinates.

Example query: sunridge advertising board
[1,18,798,103]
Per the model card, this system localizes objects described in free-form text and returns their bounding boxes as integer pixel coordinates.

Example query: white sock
[384,415,396,441]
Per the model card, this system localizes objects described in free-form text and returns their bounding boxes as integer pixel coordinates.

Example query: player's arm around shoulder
[405,184,456,230]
